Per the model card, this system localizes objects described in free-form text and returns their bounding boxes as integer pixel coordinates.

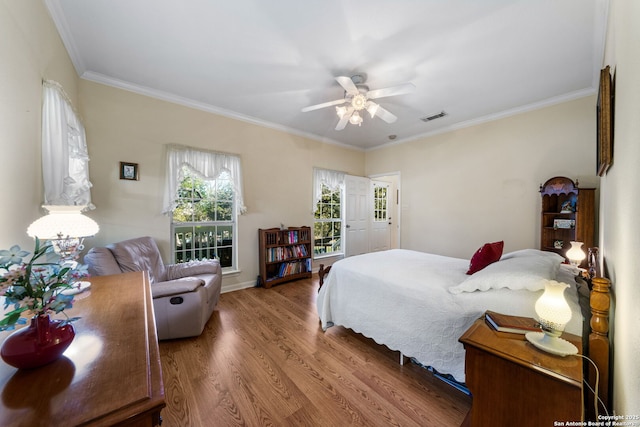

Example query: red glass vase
[0,314,75,369]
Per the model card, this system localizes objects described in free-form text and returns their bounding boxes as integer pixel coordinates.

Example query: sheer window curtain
[162,144,246,215]
[313,168,345,209]
[42,80,94,208]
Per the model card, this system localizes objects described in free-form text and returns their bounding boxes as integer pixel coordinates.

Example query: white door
[345,175,370,257]
[370,180,391,252]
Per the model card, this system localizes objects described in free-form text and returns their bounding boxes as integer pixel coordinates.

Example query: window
[373,184,388,222]
[313,169,344,257]
[163,145,245,272]
[171,167,235,268]
[314,184,342,256]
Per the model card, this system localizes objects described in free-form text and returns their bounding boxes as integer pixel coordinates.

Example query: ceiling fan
[301,75,415,130]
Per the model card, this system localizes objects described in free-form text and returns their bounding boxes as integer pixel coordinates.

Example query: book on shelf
[277,260,309,277]
[484,310,541,335]
[266,244,308,262]
[284,230,299,244]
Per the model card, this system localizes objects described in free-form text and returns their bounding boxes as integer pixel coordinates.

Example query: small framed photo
[119,162,139,181]
[553,219,575,230]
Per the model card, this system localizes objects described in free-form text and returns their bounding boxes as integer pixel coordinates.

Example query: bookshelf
[539,177,595,266]
[258,226,312,288]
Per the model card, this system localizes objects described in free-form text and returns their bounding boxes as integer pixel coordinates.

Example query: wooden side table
[459,318,583,427]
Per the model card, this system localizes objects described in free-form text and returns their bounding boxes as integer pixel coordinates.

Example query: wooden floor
[158,276,471,426]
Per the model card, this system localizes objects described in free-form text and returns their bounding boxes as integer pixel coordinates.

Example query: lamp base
[525,332,578,357]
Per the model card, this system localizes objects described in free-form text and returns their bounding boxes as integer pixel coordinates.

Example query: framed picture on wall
[597,65,613,176]
[120,162,139,180]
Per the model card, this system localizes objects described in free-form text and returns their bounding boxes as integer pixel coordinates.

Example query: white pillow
[500,249,565,261]
[449,251,563,294]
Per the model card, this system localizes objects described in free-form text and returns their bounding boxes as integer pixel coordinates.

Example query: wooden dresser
[459,318,582,427]
[0,271,165,426]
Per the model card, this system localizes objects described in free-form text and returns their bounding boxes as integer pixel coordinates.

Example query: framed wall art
[597,65,613,176]
[120,162,139,181]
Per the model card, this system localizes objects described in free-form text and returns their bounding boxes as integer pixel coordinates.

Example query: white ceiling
[45,0,608,150]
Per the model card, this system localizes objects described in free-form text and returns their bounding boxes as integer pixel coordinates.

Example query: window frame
[373,183,389,223]
[170,166,238,272]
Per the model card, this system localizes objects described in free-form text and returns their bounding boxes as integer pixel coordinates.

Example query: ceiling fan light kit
[349,111,363,126]
[302,74,415,130]
[351,93,367,110]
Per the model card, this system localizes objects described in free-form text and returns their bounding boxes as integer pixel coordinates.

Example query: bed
[316,247,609,394]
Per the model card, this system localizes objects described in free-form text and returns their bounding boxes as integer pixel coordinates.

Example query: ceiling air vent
[420,111,448,122]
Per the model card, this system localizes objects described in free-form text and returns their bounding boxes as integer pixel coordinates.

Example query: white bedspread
[316,249,583,383]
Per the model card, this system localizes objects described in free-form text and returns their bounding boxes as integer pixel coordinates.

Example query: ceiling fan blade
[366,82,415,100]
[374,105,398,124]
[335,107,354,130]
[301,98,346,112]
[335,76,359,96]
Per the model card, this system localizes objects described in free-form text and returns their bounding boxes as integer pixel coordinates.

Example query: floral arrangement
[0,238,88,331]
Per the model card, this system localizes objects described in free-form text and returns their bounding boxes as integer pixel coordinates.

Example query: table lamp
[566,241,586,266]
[26,205,99,261]
[525,280,578,356]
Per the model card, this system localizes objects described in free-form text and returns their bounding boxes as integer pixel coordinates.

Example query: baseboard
[221,280,257,294]
[222,271,320,294]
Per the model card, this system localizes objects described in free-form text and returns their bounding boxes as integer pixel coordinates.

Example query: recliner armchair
[83,236,222,340]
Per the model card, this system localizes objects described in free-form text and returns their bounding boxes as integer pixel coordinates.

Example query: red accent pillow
[466,241,504,275]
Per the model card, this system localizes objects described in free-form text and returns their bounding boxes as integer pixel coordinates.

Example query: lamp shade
[526,279,578,356]
[27,206,99,239]
[534,280,572,333]
[349,111,363,126]
[566,241,586,266]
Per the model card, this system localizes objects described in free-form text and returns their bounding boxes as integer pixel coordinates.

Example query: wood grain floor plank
[159,276,471,426]
[225,290,377,425]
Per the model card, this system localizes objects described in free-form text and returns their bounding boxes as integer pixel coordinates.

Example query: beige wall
[366,96,598,260]
[79,80,365,290]
[601,0,640,416]
[0,0,79,249]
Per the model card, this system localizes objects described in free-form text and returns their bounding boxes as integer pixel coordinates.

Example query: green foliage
[172,167,235,266]
[314,184,342,254]
[314,185,341,219]
[174,168,234,223]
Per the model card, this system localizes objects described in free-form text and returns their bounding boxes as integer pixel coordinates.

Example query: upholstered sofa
[83,236,222,340]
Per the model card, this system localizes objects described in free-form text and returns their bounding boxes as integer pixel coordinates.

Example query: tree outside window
[314,184,342,256]
[171,167,235,269]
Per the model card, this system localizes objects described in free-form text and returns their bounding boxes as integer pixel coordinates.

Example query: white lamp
[525,280,578,356]
[566,241,586,267]
[351,93,367,110]
[349,111,363,126]
[27,205,99,260]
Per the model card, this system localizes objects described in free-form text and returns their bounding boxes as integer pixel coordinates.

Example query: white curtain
[162,144,246,215]
[42,80,94,208]
[313,168,345,208]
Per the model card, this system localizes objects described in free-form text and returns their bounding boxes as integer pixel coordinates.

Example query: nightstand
[459,318,583,427]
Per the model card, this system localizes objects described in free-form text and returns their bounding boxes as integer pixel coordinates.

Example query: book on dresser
[484,310,541,334]
[258,226,312,288]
